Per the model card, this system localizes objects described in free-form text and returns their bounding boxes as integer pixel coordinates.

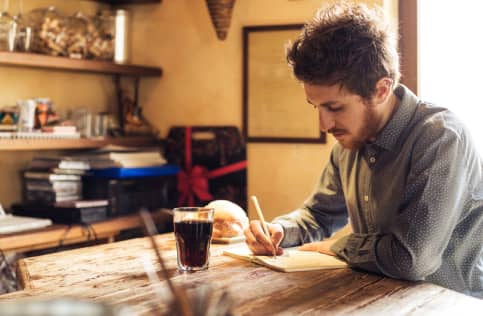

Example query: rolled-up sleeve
[273,150,348,248]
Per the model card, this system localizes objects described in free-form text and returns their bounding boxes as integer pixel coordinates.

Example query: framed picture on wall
[242,24,326,143]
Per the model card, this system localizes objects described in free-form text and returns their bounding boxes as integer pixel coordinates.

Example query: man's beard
[331,105,380,149]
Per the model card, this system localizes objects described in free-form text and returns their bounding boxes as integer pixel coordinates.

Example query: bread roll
[205,200,248,238]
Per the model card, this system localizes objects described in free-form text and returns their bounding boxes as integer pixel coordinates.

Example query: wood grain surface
[1,233,481,315]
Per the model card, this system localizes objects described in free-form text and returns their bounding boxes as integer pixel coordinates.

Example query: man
[244,2,483,298]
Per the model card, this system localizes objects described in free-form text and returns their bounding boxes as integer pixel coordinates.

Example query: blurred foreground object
[0,298,133,316]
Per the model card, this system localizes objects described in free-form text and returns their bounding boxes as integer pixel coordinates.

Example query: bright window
[419,0,483,155]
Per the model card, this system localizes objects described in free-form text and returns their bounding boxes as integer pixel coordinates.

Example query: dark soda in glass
[174,219,214,270]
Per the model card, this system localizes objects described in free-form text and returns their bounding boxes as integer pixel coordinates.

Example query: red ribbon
[177,127,247,206]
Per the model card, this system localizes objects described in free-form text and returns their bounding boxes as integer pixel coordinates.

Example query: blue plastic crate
[90,164,181,179]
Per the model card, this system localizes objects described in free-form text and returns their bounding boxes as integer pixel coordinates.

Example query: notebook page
[224,246,347,272]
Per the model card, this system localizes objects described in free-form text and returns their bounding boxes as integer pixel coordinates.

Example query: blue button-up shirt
[273,85,483,297]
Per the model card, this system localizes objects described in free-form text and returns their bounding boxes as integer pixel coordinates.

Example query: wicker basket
[205,0,236,40]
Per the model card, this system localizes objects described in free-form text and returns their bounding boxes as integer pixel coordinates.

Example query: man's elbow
[377,240,439,281]
[392,259,437,281]
[398,269,427,281]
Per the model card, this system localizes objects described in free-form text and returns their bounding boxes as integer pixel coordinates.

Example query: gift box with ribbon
[164,126,247,210]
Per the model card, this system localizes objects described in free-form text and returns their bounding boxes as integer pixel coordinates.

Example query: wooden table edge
[16,258,32,290]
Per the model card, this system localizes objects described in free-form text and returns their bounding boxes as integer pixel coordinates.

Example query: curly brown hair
[287,2,400,101]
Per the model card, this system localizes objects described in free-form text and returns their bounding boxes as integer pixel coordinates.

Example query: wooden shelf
[0,52,162,77]
[0,211,170,254]
[0,136,159,151]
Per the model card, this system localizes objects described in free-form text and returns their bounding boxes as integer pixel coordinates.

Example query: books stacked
[23,154,92,205]
[20,155,111,223]
[27,146,167,171]
[23,171,83,205]
[28,157,90,174]
[76,146,167,169]
[22,147,169,208]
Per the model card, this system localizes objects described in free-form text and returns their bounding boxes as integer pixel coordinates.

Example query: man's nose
[319,110,335,132]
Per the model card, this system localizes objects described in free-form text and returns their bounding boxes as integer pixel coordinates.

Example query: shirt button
[369,157,376,164]
[364,195,369,202]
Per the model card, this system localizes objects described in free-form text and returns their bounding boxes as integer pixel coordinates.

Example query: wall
[0,0,397,220]
[131,0,395,220]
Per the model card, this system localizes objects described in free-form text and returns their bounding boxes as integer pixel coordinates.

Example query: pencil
[250,195,277,258]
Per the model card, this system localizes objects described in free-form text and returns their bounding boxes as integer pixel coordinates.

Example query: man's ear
[372,77,393,105]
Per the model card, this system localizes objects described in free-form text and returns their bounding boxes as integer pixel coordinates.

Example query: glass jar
[13,14,31,51]
[88,10,114,60]
[28,6,67,56]
[0,11,14,51]
[65,12,89,59]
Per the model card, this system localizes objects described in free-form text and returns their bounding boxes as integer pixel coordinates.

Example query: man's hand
[244,220,284,256]
[298,239,336,256]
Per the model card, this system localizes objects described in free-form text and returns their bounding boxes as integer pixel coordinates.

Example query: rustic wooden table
[1,233,481,315]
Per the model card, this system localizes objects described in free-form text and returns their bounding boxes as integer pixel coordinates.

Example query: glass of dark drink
[173,207,214,271]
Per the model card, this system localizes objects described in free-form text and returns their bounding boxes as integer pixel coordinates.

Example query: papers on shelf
[0,204,52,235]
[0,131,81,139]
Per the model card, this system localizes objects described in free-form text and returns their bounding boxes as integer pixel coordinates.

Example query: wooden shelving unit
[0,136,159,151]
[0,0,163,151]
[0,52,162,77]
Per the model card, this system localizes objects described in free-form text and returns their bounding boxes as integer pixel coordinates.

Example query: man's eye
[311,104,343,112]
[328,106,342,112]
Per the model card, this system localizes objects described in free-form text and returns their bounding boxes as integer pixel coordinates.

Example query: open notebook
[0,204,52,234]
[223,245,347,272]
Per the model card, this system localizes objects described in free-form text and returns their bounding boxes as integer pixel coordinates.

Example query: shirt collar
[369,84,419,152]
